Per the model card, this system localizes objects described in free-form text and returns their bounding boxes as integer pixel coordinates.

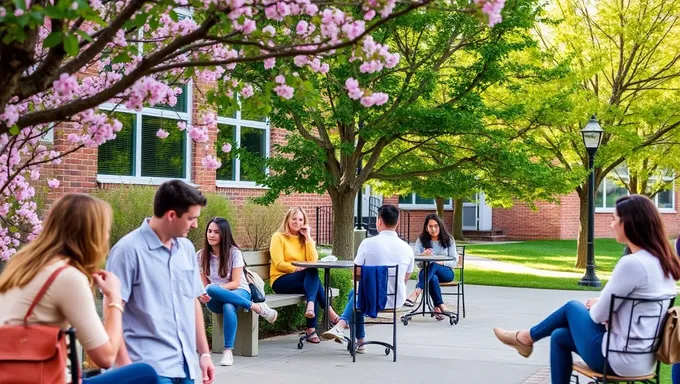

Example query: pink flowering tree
[227,0,535,259]
[0,0,504,259]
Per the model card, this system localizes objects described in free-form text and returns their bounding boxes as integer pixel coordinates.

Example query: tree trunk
[576,189,588,268]
[435,197,445,218]
[452,198,465,241]
[329,189,358,260]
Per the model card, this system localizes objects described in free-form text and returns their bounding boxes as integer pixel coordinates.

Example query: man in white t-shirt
[322,205,415,353]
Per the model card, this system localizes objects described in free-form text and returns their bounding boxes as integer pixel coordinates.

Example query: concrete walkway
[209,283,594,384]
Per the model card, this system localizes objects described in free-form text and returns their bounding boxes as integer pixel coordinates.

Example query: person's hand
[585,298,599,309]
[92,270,121,302]
[422,248,434,256]
[295,266,306,272]
[198,293,211,303]
[300,225,312,240]
[200,354,215,384]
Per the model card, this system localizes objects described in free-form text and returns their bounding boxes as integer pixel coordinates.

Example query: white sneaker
[356,343,367,354]
[258,303,278,324]
[321,326,345,342]
[220,350,234,366]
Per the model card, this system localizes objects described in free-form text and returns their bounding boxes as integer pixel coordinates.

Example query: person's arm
[444,241,459,268]
[195,299,215,384]
[305,239,319,262]
[105,244,137,366]
[222,267,242,290]
[270,234,296,273]
[55,269,122,369]
[101,294,130,366]
[589,257,641,323]
[414,239,424,254]
[405,248,416,283]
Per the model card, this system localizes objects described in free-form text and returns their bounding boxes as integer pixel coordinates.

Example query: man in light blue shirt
[106,180,214,384]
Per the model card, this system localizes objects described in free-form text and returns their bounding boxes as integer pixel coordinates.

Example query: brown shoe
[493,328,533,358]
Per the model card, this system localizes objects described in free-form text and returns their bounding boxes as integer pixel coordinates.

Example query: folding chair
[571,295,676,384]
[440,245,466,319]
[350,264,399,362]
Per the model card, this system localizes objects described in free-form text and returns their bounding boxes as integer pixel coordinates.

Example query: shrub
[186,192,235,250]
[242,202,286,250]
[93,187,234,250]
[92,185,156,246]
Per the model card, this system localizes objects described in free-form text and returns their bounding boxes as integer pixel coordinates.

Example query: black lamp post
[578,115,603,287]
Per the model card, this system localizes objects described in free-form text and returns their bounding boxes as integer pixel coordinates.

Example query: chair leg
[456,285,461,320]
[392,309,397,362]
[461,283,466,318]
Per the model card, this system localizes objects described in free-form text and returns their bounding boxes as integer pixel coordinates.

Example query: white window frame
[215,109,270,189]
[96,85,194,185]
[398,192,453,210]
[595,167,675,213]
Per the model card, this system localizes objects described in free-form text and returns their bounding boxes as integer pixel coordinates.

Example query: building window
[398,193,453,209]
[596,167,675,212]
[215,109,269,186]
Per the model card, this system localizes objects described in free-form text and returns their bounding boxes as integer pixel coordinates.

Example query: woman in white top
[404,214,458,320]
[0,193,157,383]
[198,217,277,367]
[493,195,680,383]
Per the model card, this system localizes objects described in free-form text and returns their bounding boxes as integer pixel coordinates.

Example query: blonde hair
[277,207,309,246]
[0,193,112,293]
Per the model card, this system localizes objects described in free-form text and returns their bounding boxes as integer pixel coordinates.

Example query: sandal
[434,308,444,321]
[404,299,415,307]
[305,331,320,344]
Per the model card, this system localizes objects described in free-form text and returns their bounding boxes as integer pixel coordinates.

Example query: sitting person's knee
[549,328,572,345]
[206,284,220,296]
[565,300,585,310]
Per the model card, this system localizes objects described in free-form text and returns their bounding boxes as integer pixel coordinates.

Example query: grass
[465,239,624,274]
[463,266,606,291]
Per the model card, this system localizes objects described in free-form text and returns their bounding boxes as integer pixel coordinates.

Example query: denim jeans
[415,264,454,306]
[205,285,252,349]
[82,363,157,384]
[157,360,193,384]
[673,364,680,384]
[272,269,326,329]
[339,289,365,340]
[530,300,609,384]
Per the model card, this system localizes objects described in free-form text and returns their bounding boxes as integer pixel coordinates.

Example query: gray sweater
[414,238,458,268]
[589,249,677,377]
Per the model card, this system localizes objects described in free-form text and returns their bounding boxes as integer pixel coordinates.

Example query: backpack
[0,265,78,384]
[657,306,680,364]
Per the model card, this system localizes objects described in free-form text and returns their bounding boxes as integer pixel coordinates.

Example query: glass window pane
[98,113,135,176]
[657,188,674,209]
[414,194,434,205]
[398,195,412,204]
[595,180,604,208]
[605,178,628,208]
[140,116,186,178]
[241,108,267,122]
[240,127,266,181]
[216,124,236,181]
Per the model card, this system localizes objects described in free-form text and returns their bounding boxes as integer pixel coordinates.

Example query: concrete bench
[210,250,339,357]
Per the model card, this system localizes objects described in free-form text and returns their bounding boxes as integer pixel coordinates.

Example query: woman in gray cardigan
[493,195,680,383]
[404,214,458,320]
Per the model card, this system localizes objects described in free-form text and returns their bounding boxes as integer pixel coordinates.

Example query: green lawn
[465,239,625,274]
[463,266,606,291]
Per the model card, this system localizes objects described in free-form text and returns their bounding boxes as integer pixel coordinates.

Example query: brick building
[44,78,679,246]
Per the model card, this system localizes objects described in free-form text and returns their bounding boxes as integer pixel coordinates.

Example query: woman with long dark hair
[404,213,458,320]
[494,195,680,383]
[198,217,278,367]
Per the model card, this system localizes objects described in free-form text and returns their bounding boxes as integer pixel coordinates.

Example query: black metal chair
[439,245,466,319]
[571,295,676,384]
[65,328,80,383]
[350,264,399,362]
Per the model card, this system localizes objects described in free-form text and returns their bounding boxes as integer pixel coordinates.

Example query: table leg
[323,268,331,332]
[401,261,457,325]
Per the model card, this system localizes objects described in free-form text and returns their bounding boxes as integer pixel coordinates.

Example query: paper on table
[320,255,337,262]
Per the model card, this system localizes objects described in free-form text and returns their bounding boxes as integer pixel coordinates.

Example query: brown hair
[201,217,239,279]
[277,207,309,246]
[615,194,680,280]
[0,194,112,292]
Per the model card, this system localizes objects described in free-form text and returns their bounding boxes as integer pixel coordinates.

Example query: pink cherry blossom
[274,84,295,99]
[0,7,7,17]
[241,84,254,98]
[222,143,232,153]
[156,129,169,139]
[201,155,222,170]
[47,179,60,189]
[264,58,276,70]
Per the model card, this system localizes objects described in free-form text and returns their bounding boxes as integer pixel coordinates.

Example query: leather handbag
[245,267,266,303]
[0,265,78,384]
[657,306,680,364]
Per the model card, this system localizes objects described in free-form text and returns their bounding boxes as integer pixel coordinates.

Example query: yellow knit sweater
[269,232,318,285]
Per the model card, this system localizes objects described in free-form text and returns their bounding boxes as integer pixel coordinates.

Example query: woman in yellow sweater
[270,207,339,344]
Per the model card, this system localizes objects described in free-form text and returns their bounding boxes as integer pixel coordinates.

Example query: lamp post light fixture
[578,115,603,287]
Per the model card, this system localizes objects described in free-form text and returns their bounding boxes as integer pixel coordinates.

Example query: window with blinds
[140,116,186,178]
[97,112,136,176]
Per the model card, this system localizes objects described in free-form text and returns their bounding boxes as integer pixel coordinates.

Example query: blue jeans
[339,289,365,340]
[530,300,609,384]
[673,364,680,384]
[205,285,252,349]
[157,360,192,384]
[82,363,157,384]
[415,264,454,306]
[272,269,326,329]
